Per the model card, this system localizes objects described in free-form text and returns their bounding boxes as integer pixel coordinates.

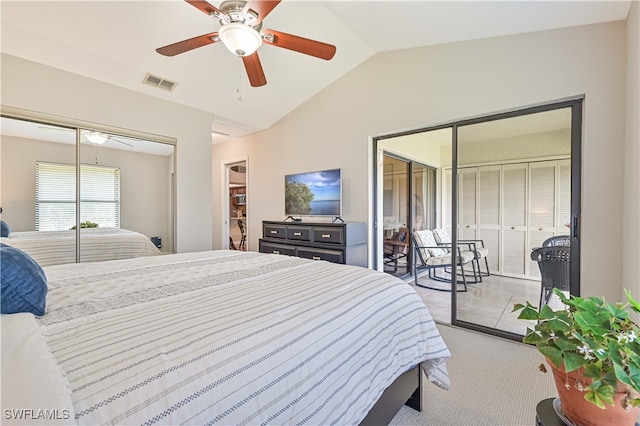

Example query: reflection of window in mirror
[79,129,175,257]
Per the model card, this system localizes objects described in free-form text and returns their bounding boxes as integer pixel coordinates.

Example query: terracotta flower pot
[546,358,639,426]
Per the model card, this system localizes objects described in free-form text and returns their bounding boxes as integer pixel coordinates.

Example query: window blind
[36,162,120,231]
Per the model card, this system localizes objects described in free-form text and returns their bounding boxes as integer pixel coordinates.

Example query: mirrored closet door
[1,116,175,267]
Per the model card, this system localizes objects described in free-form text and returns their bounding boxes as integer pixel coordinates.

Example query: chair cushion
[413,229,447,258]
[425,251,475,266]
[0,243,48,316]
[474,247,489,258]
[432,229,450,245]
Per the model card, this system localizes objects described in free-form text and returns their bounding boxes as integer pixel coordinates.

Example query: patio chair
[383,227,409,272]
[412,229,476,292]
[432,228,489,282]
[531,245,570,310]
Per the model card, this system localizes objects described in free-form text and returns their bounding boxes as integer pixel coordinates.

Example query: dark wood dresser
[259,221,367,267]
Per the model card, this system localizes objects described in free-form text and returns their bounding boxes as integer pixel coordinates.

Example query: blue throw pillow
[0,221,10,237]
[1,243,47,316]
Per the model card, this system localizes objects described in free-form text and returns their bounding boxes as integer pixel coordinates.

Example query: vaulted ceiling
[1,1,632,143]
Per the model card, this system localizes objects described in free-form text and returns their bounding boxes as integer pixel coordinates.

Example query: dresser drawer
[264,224,287,239]
[259,241,297,256]
[287,226,311,242]
[297,247,344,263]
[313,227,344,244]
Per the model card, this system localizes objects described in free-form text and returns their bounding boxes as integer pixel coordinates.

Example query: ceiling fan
[156,0,337,87]
[38,126,135,147]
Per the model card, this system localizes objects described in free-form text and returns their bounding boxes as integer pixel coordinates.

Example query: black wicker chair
[531,246,570,309]
[542,235,571,247]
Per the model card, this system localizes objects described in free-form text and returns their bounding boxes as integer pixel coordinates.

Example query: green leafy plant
[70,220,99,230]
[513,288,640,410]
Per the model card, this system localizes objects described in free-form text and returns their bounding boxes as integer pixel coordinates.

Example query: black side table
[535,398,565,426]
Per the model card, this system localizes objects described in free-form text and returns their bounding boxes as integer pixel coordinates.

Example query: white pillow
[1,313,76,425]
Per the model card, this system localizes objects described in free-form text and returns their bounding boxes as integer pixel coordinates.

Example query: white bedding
[1,250,450,425]
[1,228,161,267]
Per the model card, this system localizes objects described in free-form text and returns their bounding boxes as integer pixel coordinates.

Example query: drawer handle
[321,234,331,238]
[293,232,302,236]
[272,250,280,254]
[312,256,321,260]
[539,227,543,231]
[270,230,278,234]
[511,226,516,230]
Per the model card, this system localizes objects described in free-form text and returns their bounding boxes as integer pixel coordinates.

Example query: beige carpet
[390,323,557,425]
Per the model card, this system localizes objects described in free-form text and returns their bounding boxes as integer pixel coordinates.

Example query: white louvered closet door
[443,169,453,236]
[501,164,528,278]
[557,159,572,235]
[478,166,501,274]
[459,168,478,241]
[528,161,557,278]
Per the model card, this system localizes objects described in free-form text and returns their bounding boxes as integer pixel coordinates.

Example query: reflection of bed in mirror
[2,250,450,425]
[1,228,161,267]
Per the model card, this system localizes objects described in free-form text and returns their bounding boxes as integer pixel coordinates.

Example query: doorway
[372,98,582,340]
[224,159,248,251]
[381,153,437,277]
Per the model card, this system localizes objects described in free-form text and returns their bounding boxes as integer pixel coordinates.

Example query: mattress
[1,228,161,267]
[1,250,450,425]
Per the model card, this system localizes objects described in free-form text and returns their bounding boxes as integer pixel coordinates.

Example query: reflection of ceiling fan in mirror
[38,126,135,147]
[155,0,336,87]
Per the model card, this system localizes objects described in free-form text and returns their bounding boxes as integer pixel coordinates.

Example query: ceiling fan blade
[185,0,223,16]
[262,30,336,60]
[108,137,134,147]
[243,1,281,24]
[242,53,267,87]
[156,32,219,56]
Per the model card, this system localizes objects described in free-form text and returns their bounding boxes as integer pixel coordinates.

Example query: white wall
[624,0,640,302]
[213,21,629,302]
[1,54,213,252]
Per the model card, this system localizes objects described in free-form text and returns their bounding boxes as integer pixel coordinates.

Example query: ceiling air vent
[142,73,177,92]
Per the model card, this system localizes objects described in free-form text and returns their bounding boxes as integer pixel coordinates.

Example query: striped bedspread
[31,250,449,425]
[1,228,161,267]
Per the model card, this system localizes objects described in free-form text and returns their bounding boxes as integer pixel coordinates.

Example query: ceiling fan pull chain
[236,58,243,101]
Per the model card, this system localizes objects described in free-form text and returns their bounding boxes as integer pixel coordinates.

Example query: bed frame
[359,364,422,425]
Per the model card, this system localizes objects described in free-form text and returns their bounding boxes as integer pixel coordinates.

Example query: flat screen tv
[285,168,342,217]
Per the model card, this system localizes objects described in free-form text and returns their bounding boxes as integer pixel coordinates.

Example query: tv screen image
[285,168,342,216]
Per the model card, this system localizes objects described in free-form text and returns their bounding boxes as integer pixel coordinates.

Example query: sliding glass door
[373,98,582,340]
[455,106,576,336]
[380,152,437,277]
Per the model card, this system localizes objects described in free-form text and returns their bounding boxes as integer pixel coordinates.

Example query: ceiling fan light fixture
[218,23,262,57]
[86,132,107,145]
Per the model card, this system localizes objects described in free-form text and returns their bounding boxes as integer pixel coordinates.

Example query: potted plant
[513,288,640,426]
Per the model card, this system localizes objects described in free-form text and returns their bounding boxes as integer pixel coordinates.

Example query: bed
[1,250,450,425]
[0,227,161,267]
